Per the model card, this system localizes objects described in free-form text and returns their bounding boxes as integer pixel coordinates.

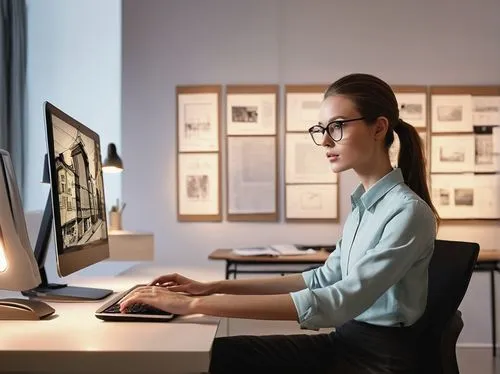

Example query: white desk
[0,266,220,374]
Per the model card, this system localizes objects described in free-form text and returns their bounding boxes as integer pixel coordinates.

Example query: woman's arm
[193,293,298,320]
[212,274,306,295]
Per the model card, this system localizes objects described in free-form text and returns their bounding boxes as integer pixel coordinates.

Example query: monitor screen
[44,102,109,277]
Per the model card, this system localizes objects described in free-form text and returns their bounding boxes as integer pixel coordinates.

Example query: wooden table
[208,249,332,280]
[209,248,500,356]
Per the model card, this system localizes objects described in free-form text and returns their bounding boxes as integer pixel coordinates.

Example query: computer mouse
[0,298,55,320]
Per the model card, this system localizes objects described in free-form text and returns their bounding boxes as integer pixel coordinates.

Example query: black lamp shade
[103,143,123,172]
[41,154,50,184]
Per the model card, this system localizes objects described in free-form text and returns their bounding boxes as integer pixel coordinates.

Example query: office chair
[416,239,480,374]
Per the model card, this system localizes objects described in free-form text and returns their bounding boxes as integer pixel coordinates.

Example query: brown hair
[324,73,439,224]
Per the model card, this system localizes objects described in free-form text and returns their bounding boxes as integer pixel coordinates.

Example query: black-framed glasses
[308,117,365,145]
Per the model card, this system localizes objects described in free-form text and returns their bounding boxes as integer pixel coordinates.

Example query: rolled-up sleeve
[290,200,435,330]
[301,238,342,290]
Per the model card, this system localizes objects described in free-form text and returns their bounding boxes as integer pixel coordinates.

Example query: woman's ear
[373,116,389,141]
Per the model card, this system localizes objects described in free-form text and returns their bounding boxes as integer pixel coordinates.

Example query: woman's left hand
[119,286,197,315]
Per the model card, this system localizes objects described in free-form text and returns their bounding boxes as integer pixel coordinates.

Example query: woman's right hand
[148,273,217,296]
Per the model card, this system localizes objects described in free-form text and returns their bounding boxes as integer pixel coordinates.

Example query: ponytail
[394,120,440,225]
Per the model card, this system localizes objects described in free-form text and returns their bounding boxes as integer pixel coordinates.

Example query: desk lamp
[0,150,55,320]
[102,143,123,173]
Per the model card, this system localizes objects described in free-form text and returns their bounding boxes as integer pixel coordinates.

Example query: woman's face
[318,95,378,174]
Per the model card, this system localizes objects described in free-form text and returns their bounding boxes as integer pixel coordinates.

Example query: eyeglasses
[308,117,365,145]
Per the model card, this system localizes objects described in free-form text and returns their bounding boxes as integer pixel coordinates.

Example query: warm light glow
[102,166,123,174]
[0,239,7,272]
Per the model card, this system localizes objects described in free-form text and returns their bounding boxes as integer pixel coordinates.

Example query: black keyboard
[103,302,173,316]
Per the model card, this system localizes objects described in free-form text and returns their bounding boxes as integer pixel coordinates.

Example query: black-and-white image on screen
[51,114,107,252]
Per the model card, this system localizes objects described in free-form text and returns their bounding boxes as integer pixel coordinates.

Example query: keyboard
[95,284,176,322]
[103,302,172,316]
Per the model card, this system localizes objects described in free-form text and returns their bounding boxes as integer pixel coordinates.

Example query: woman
[120,73,439,373]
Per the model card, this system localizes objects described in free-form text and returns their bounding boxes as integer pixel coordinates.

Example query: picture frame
[474,125,498,173]
[226,136,278,221]
[285,85,328,132]
[177,152,221,222]
[285,132,337,184]
[176,85,221,152]
[431,134,475,173]
[473,96,500,126]
[392,86,428,129]
[431,173,500,219]
[431,94,473,133]
[285,184,338,221]
[226,85,279,136]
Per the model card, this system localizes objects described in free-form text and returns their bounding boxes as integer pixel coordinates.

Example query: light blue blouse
[290,168,436,330]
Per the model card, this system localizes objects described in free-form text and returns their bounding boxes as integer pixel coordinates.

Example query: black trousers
[209,320,419,374]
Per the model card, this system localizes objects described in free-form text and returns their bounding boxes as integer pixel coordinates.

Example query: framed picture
[226,85,278,135]
[177,153,221,221]
[474,126,497,173]
[286,184,338,221]
[472,96,500,126]
[431,173,500,219]
[431,94,473,133]
[226,136,277,221]
[176,86,221,152]
[286,133,337,184]
[431,134,475,173]
[394,92,427,128]
[285,85,327,132]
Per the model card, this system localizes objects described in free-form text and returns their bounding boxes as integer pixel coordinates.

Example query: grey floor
[458,348,500,373]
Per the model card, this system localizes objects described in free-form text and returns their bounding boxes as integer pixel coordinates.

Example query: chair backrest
[424,239,479,330]
[416,239,479,373]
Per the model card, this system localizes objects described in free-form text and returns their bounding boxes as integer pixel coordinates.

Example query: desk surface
[0,267,220,374]
[209,248,500,263]
[209,248,331,263]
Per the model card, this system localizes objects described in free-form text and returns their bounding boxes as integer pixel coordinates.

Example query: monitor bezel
[44,101,110,277]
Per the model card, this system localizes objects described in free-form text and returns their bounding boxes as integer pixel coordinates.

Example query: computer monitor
[22,102,112,301]
[0,149,41,291]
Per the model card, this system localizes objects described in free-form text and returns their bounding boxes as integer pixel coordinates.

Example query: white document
[227,93,276,135]
[227,137,276,214]
[178,153,219,215]
[286,184,338,220]
[475,133,497,173]
[232,245,314,256]
[286,133,337,183]
[472,96,500,126]
[178,93,219,152]
[269,244,315,255]
[395,92,427,128]
[232,247,278,256]
[493,126,500,154]
[431,95,473,133]
[286,92,324,131]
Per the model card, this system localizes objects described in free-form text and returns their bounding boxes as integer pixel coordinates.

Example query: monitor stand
[22,190,112,301]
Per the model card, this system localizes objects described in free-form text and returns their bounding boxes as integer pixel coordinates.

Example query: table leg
[491,269,496,356]
[225,261,230,280]
[233,264,238,279]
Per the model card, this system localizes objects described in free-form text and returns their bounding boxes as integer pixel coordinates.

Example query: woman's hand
[148,273,217,296]
[119,286,198,315]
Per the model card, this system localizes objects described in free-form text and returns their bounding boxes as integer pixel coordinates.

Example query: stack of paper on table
[232,244,315,256]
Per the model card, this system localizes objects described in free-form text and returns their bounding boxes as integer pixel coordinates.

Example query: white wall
[121,0,500,346]
[25,0,122,212]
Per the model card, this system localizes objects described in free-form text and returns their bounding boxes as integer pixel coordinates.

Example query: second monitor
[23,102,113,301]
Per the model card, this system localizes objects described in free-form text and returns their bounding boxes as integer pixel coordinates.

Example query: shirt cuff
[290,288,319,330]
[301,268,316,289]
